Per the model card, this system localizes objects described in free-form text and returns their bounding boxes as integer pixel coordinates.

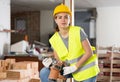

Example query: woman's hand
[42,57,53,68]
[63,65,78,75]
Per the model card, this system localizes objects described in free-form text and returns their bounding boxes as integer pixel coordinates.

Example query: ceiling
[11,0,120,13]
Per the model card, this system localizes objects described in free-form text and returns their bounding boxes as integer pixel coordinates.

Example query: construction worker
[40,3,100,82]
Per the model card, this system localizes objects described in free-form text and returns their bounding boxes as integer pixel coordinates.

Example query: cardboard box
[5,59,16,64]
[0,67,4,72]
[5,59,16,70]
[0,77,30,82]
[23,61,38,69]
[1,60,7,67]
[29,78,40,82]
[7,69,30,79]
[0,72,7,79]
[13,62,31,70]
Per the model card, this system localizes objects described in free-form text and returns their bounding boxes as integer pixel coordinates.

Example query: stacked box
[13,62,31,69]
[0,60,7,72]
[0,77,30,82]
[7,69,31,79]
[0,72,7,80]
[5,59,15,68]
[1,60,8,67]
[0,67,4,72]
[0,59,16,72]
[13,61,39,78]
[22,61,39,78]
[0,60,1,67]
[5,59,16,70]
[23,61,38,70]
[29,78,40,82]
[0,60,40,82]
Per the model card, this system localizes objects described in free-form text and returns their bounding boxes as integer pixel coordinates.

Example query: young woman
[40,3,100,82]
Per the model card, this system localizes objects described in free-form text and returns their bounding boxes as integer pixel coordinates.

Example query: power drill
[48,59,66,82]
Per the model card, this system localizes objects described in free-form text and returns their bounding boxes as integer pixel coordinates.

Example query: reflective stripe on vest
[66,55,83,64]
[66,54,96,72]
[75,62,96,73]
[66,50,96,64]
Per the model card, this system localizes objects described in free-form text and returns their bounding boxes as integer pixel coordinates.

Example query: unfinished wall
[40,10,54,46]
[0,0,10,56]
[96,7,120,47]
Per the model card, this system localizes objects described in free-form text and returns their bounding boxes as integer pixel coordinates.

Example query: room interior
[10,0,120,46]
[0,0,120,82]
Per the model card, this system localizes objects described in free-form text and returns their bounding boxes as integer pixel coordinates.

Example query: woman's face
[55,13,71,30]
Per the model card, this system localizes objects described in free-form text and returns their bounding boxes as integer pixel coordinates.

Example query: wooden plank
[112,76,120,81]
[111,68,120,72]
[97,46,120,82]
[100,68,110,72]
[98,54,109,57]
[97,46,112,50]
[97,76,110,81]
[98,59,110,64]
[112,60,120,64]
[113,54,120,58]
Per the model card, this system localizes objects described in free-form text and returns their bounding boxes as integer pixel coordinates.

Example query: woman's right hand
[42,57,53,68]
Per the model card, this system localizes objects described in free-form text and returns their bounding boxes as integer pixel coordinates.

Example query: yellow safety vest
[49,26,100,81]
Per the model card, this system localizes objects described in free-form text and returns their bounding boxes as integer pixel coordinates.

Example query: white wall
[0,0,10,56]
[96,7,120,47]
[40,10,54,45]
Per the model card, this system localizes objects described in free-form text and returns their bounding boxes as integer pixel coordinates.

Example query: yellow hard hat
[53,3,72,16]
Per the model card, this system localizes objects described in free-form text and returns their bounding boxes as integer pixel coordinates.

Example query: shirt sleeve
[80,28,88,41]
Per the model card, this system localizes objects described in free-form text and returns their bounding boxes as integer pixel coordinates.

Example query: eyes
[56,14,70,20]
[57,15,69,19]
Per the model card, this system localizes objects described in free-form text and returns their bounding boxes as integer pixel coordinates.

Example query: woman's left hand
[63,65,77,75]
